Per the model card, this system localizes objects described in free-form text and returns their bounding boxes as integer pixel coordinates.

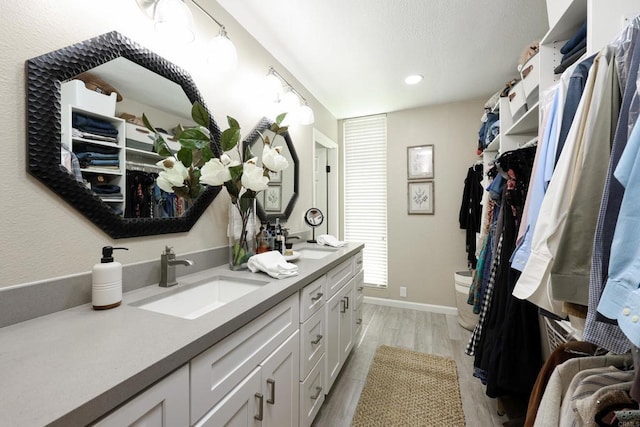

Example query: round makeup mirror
[304,208,324,243]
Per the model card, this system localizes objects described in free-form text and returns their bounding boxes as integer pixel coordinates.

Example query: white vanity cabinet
[93,365,189,426]
[190,294,299,426]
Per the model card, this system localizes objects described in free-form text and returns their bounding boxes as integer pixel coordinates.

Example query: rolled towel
[247,251,298,279]
[317,234,346,247]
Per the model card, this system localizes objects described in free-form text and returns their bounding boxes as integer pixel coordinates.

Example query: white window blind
[343,115,388,288]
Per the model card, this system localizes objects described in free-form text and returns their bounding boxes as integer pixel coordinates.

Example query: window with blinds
[343,115,388,288]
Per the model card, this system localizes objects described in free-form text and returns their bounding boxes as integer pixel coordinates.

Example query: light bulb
[299,104,315,125]
[263,72,283,103]
[153,0,195,43]
[281,88,301,112]
[209,28,237,72]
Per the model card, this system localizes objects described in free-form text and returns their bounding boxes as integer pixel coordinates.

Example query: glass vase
[228,198,257,270]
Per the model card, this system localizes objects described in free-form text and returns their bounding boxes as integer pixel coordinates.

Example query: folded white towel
[317,234,346,247]
[247,251,299,279]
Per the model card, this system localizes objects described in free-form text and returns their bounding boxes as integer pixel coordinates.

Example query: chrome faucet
[159,246,194,287]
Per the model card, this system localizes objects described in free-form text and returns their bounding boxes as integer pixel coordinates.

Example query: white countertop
[0,243,363,426]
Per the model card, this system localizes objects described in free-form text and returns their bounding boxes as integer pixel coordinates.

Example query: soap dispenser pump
[92,246,128,310]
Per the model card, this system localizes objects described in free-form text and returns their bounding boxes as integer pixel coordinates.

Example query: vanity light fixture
[404,74,424,85]
[264,67,315,125]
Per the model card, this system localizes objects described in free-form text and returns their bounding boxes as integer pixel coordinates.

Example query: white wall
[362,99,485,307]
[0,0,336,288]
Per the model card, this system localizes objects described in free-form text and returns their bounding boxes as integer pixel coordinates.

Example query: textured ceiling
[215,0,549,119]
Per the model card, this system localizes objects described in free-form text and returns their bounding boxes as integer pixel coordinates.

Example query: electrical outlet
[400,286,407,297]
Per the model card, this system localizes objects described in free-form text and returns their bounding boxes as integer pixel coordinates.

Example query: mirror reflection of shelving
[61,103,126,216]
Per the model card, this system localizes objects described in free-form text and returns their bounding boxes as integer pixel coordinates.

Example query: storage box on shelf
[521,53,540,106]
[125,122,181,154]
[507,81,528,122]
[61,80,117,117]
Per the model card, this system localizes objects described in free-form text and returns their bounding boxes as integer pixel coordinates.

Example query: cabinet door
[260,331,300,427]
[353,269,365,341]
[325,287,343,392]
[193,367,262,427]
[94,365,189,427]
[340,283,354,364]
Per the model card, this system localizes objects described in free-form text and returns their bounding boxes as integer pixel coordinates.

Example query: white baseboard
[363,296,458,316]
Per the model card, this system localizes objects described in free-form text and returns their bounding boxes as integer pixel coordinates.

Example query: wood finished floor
[311,303,505,427]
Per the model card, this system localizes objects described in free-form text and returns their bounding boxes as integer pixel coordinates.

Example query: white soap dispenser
[92,246,128,310]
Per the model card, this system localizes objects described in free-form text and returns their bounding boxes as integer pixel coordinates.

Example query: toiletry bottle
[92,246,128,310]
[274,219,282,254]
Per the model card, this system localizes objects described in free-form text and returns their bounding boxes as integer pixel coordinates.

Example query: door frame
[312,128,339,238]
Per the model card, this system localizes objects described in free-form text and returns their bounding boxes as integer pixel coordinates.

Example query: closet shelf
[505,102,539,136]
[541,0,587,44]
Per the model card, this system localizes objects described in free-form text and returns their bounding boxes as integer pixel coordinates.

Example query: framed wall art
[268,169,282,183]
[264,185,282,212]
[408,181,434,215]
[407,145,434,180]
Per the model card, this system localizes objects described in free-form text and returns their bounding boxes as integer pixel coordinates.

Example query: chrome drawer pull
[357,286,364,291]
[311,386,323,400]
[311,292,324,302]
[255,392,264,420]
[267,379,275,405]
[344,296,349,309]
[356,318,362,325]
[311,334,323,345]
[340,299,346,313]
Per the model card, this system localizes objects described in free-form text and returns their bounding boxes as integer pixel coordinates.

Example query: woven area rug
[352,345,465,426]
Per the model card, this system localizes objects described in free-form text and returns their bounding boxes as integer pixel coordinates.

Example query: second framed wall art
[408,181,434,215]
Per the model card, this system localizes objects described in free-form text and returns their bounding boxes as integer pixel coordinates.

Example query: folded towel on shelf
[317,234,346,247]
[247,251,298,279]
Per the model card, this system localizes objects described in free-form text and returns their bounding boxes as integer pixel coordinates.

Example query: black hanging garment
[459,163,484,269]
[472,147,542,398]
[125,171,156,218]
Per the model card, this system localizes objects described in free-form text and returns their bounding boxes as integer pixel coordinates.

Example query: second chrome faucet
[160,246,194,287]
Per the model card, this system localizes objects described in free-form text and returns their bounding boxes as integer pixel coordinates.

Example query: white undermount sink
[131,276,269,320]
[298,247,338,259]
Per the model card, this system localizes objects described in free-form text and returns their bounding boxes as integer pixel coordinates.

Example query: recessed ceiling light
[404,74,424,85]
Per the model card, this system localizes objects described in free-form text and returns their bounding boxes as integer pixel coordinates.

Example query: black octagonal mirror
[243,117,299,223]
[26,31,222,238]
